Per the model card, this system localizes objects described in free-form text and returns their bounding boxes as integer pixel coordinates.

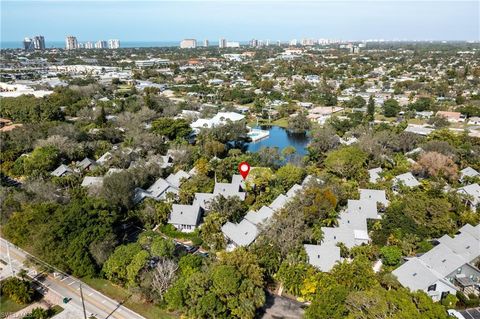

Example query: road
[0,237,145,319]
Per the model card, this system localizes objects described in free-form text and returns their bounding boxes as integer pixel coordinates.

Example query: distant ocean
[1,41,182,49]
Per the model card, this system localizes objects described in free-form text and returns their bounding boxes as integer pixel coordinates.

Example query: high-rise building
[23,37,34,51]
[219,38,227,48]
[85,42,94,49]
[108,39,120,49]
[290,39,298,46]
[33,36,45,50]
[95,40,108,49]
[203,39,209,47]
[180,39,197,49]
[65,36,78,50]
[250,39,258,47]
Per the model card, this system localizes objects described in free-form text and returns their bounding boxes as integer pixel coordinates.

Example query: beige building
[180,39,197,49]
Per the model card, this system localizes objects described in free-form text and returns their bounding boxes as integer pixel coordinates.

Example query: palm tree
[323,210,339,227]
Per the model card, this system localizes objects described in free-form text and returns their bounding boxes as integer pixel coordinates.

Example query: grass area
[248,117,289,128]
[82,278,177,319]
[50,305,64,316]
[0,294,30,314]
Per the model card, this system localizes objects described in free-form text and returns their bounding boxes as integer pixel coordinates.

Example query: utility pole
[80,284,87,319]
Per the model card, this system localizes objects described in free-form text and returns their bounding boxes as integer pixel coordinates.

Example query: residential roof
[338,210,369,232]
[392,258,446,292]
[51,164,72,177]
[286,184,303,198]
[81,176,103,188]
[321,226,356,249]
[193,193,216,211]
[460,167,480,179]
[96,151,112,165]
[166,170,190,188]
[168,204,201,227]
[393,172,421,188]
[147,178,177,199]
[346,199,379,219]
[304,244,341,272]
[244,206,274,225]
[419,244,466,277]
[213,182,246,200]
[221,219,258,247]
[269,194,289,211]
[359,189,389,207]
[457,183,480,206]
[78,157,96,170]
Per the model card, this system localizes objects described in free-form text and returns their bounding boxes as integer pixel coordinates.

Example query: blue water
[247,126,310,156]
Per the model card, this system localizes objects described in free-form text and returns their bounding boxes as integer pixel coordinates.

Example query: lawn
[82,278,178,319]
[0,294,30,314]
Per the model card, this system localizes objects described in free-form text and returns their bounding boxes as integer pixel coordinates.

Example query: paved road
[461,308,480,319]
[0,237,145,319]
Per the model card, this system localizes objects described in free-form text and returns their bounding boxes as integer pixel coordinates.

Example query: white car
[447,309,466,319]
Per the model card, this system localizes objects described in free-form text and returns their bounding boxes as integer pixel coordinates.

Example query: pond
[247,126,311,156]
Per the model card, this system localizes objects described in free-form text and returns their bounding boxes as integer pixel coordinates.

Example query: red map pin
[238,162,251,180]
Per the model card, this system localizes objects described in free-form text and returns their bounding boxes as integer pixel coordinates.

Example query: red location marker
[238,162,251,180]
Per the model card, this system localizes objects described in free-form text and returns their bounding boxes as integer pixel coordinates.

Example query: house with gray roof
[213,174,246,200]
[96,151,112,165]
[304,243,341,272]
[393,172,420,190]
[78,157,97,171]
[460,167,480,182]
[166,170,191,188]
[244,206,274,225]
[221,219,258,251]
[81,176,103,188]
[168,204,202,233]
[457,183,480,210]
[359,189,389,208]
[393,223,480,301]
[269,194,289,211]
[286,184,302,198]
[51,164,73,177]
[193,193,216,211]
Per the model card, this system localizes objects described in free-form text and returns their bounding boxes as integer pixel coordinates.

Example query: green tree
[367,95,375,121]
[276,164,305,190]
[380,246,402,266]
[324,146,367,179]
[151,118,192,140]
[287,111,311,134]
[383,98,400,117]
[103,243,143,284]
[151,237,175,259]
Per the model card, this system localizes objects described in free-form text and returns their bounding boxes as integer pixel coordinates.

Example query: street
[0,237,145,319]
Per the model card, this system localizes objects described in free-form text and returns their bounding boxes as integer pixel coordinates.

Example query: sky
[1,0,479,42]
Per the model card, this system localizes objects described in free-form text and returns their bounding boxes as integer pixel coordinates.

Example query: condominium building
[23,38,34,51]
[85,42,94,49]
[180,39,197,49]
[108,39,120,49]
[65,36,78,50]
[219,38,227,48]
[33,36,45,50]
[95,40,108,49]
[250,39,258,47]
[203,39,209,47]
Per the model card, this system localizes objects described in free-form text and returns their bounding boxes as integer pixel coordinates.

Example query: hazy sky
[1,1,479,42]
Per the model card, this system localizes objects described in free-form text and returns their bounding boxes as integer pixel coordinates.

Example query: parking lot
[461,308,480,319]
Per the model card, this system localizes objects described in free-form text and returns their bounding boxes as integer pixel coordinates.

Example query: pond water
[247,126,311,156]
